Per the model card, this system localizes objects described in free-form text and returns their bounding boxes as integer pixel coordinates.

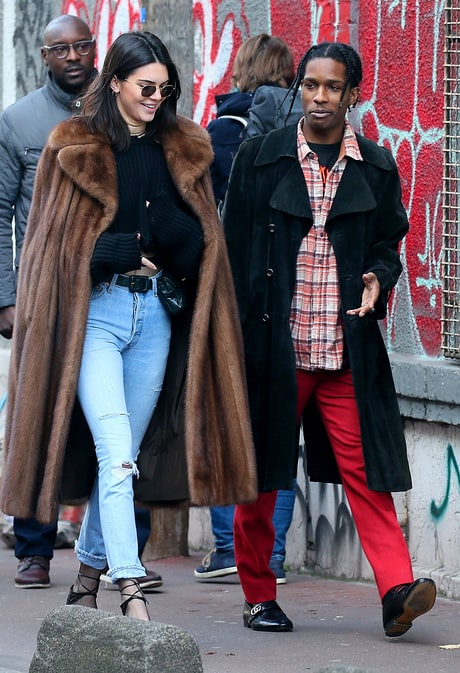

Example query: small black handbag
[157,272,187,315]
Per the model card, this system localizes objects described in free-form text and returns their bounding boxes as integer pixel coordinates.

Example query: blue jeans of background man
[210,481,296,561]
[75,276,171,581]
[14,517,57,559]
[135,506,152,557]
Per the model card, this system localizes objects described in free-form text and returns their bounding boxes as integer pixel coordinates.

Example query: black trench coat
[223,123,412,493]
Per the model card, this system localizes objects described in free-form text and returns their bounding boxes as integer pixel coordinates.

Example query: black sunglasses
[122,79,175,99]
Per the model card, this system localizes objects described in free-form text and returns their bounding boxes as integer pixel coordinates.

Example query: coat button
[262,313,270,322]
[268,223,275,232]
[267,268,274,277]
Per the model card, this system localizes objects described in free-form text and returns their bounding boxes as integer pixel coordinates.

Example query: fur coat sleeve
[1,116,257,523]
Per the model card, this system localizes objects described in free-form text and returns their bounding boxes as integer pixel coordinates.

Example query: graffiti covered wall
[406,423,460,597]
[357,1,445,358]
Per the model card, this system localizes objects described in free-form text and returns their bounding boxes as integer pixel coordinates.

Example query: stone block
[29,605,203,673]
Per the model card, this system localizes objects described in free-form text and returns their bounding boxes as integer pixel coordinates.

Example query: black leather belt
[115,274,153,293]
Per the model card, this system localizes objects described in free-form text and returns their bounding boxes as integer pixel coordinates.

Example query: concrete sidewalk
[0,545,459,673]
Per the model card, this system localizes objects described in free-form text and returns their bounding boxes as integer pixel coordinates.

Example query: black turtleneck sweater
[90,135,204,284]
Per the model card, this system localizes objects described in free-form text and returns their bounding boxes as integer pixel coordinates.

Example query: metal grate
[442,2,460,358]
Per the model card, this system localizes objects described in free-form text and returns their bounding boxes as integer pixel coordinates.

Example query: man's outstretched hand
[346,273,380,318]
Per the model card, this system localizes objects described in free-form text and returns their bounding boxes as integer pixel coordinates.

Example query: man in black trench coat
[222,41,436,638]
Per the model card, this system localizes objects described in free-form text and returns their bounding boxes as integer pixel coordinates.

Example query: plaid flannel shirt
[290,120,363,370]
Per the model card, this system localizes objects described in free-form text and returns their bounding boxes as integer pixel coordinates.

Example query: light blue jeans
[75,275,171,581]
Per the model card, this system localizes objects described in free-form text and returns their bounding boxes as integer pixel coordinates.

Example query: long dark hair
[283,42,363,120]
[80,31,181,150]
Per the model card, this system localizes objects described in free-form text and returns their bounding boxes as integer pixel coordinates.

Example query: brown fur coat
[1,116,257,523]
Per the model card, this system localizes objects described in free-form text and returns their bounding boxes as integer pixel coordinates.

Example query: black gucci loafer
[382,577,436,637]
[243,600,293,632]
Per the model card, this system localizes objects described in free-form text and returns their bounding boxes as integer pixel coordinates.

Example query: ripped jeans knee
[112,459,140,481]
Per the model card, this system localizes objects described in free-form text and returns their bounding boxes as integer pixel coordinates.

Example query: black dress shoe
[382,577,436,637]
[243,600,293,632]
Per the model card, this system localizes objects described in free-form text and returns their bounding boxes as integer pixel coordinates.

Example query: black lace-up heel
[119,579,149,619]
[66,572,101,608]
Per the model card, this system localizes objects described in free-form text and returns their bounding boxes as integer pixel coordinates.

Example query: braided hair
[283,42,362,120]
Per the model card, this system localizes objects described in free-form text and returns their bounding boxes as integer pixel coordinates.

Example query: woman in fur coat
[1,32,256,620]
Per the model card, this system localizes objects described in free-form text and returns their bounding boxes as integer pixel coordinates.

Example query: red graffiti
[357,3,444,355]
[193,1,250,127]
[270,0,352,62]
[60,0,140,68]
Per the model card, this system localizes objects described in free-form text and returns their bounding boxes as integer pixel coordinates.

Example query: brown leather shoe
[14,556,51,588]
[101,565,163,591]
[137,566,163,591]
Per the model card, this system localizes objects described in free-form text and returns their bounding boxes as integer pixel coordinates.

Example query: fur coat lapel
[1,116,257,523]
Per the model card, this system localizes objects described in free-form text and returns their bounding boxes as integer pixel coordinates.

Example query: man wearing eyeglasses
[0,14,95,590]
[0,13,95,340]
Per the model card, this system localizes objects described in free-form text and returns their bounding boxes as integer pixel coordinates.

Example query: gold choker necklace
[128,125,146,137]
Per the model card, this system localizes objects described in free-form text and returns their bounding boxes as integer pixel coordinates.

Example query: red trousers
[234,369,414,603]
